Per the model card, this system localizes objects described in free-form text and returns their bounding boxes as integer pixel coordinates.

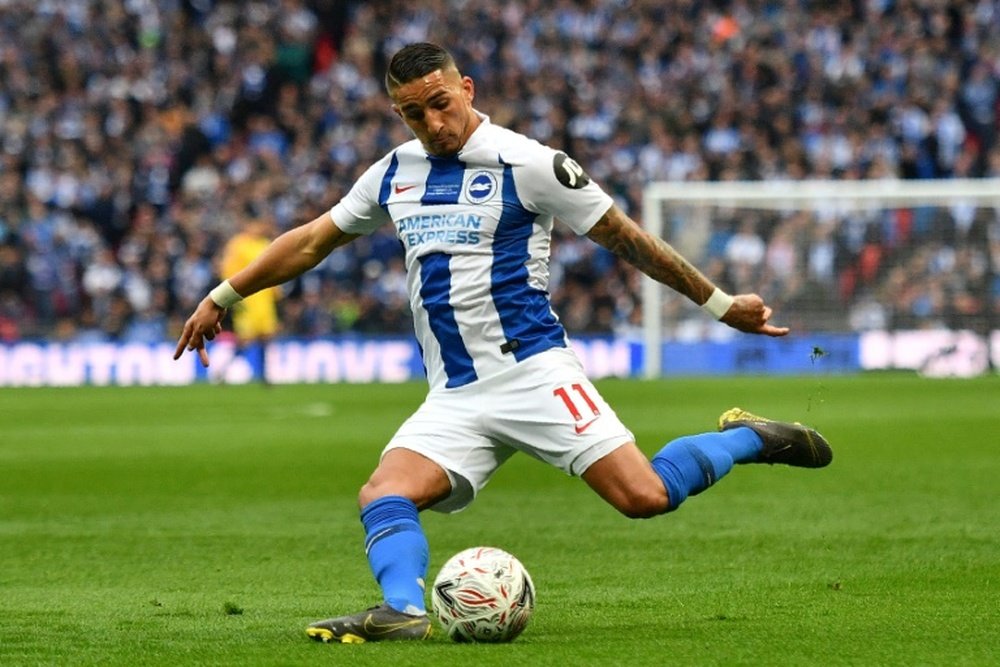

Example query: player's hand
[173,296,226,367]
[720,293,789,337]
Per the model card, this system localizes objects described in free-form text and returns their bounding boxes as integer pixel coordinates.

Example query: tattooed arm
[586,204,789,337]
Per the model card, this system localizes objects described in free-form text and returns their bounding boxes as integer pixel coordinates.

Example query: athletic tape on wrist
[209,280,244,308]
[700,288,734,320]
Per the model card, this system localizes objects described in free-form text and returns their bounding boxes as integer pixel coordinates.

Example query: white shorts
[383,347,634,513]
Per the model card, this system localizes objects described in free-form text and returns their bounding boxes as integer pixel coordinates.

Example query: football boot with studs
[718,407,833,468]
[306,603,432,644]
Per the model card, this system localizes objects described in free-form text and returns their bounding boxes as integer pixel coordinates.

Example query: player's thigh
[384,392,516,514]
[486,348,633,476]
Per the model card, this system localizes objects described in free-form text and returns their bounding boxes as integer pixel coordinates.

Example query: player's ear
[461,76,475,104]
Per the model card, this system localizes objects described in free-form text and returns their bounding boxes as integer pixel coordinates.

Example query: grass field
[2,373,999,666]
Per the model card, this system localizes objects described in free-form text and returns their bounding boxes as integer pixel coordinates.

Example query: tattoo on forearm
[588,210,712,303]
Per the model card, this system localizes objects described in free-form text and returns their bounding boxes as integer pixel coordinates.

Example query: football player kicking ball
[175,42,832,644]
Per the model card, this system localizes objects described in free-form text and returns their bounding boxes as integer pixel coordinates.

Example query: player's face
[391,68,479,157]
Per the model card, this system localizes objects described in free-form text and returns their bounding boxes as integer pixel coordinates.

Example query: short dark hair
[385,42,458,93]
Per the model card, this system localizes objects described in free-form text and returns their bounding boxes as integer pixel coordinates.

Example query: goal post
[641,178,1000,378]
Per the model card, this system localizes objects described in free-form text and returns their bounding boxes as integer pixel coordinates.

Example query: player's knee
[358,472,450,509]
[615,485,669,519]
[358,449,453,509]
[358,479,392,508]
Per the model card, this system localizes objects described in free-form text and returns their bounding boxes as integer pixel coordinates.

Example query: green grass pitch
[2,373,999,666]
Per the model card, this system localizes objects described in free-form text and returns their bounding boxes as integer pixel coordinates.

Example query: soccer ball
[431,546,536,643]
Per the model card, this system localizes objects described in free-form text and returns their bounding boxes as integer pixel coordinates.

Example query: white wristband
[209,280,244,308]
[700,288,734,320]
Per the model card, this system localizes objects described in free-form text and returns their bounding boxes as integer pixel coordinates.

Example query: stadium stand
[0,0,997,343]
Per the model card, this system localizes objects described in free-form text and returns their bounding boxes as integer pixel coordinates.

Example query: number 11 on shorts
[553,383,601,434]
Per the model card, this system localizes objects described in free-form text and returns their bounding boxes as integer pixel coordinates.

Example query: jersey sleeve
[512,143,614,235]
[328,153,395,235]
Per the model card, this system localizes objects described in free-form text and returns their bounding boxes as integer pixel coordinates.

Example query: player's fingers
[760,323,790,337]
[173,328,192,360]
[197,346,210,367]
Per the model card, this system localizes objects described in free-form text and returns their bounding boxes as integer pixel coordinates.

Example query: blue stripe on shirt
[421,156,465,205]
[418,252,477,388]
[378,152,400,211]
[491,161,567,362]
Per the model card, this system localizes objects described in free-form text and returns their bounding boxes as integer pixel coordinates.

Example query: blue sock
[650,429,763,512]
[361,495,429,614]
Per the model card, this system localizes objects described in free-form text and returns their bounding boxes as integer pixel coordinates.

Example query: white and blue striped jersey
[330,114,613,391]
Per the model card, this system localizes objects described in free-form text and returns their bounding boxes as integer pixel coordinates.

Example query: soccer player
[214,217,280,382]
[174,43,832,643]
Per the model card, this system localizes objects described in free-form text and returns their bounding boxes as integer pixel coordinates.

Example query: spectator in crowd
[0,0,997,343]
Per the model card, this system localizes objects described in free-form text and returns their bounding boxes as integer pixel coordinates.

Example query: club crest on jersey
[464,171,498,204]
[553,152,590,189]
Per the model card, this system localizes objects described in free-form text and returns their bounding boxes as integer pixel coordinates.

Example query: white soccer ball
[431,546,536,643]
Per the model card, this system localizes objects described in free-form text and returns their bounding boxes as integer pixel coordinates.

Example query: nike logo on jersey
[394,184,418,194]
[575,416,600,435]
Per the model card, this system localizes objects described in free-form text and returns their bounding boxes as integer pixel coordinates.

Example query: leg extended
[584,409,832,517]
[306,449,451,643]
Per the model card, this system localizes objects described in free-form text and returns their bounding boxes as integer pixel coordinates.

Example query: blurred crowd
[0,0,998,345]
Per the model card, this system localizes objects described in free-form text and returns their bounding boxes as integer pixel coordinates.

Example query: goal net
[640,179,1000,378]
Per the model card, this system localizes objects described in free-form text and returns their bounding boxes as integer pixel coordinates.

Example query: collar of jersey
[453,110,491,157]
